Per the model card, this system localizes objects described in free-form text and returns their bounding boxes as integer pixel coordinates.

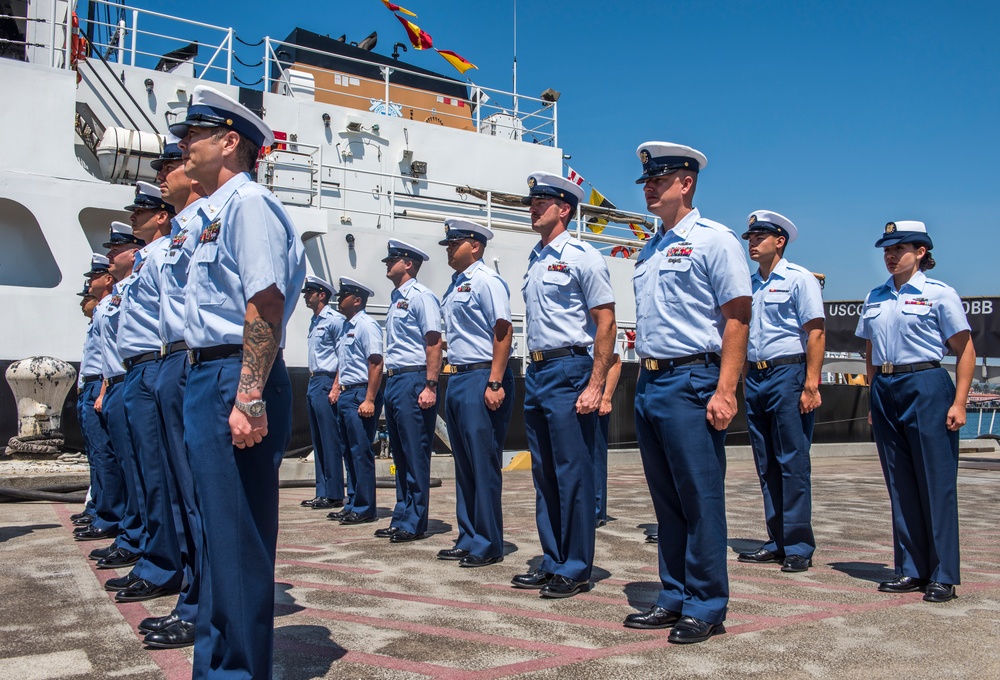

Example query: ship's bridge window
[0,198,60,288]
[79,207,131,256]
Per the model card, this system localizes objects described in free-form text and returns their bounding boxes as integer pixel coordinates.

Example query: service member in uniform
[625,142,751,643]
[856,221,974,603]
[436,219,515,567]
[114,181,184,604]
[138,134,209,649]
[329,277,384,525]
[738,210,825,573]
[595,341,622,528]
[381,239,442,543]
[512,171,617,599]
[302,275,348,511]
[173,84,306,678]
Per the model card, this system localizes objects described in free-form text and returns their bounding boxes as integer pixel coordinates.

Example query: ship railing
[79,0,234,84]
[263,36,557,146]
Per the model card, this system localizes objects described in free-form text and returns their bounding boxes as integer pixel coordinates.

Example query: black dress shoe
[74,525,117,542]
[781,555,813,572]
[115,578,179,603]
[737,547,784,564]
[105,571,142,591]
[877,575,928,593]
[72,515,94,526]
[645,534,658,544]
[70,512,90,521]
[96,548,140,569]
[596,519,607,528]
[459,554,503,568]
[139,613,179,634]
[374,526,399,538]
[389,530,424,543]
[73,523,94,534]
[144,619,195,649]
[339,512,376,525]
[437,548,469,561]
[623,606,682,629]
[327,509,350,520]
[89,544,116,561]
[923,582,957,602]
[540,575,589,599]
[300,496,321,507]
[668,616,725,644]
[311,497,344,510]
[511,570,553,589]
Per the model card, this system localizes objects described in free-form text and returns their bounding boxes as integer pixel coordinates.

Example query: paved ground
[2,453,999,679]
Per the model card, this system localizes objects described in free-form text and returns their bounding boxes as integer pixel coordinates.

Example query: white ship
[0,0,653,449]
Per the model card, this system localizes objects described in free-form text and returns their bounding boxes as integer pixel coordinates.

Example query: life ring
[70,13,87,81]
[611,245,633,258]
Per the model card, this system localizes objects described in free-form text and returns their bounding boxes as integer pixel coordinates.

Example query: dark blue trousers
[185,355,292,680]
[870,368,961,585]
[124,361,182,588]
[154,351,202,624]
[337,385,383,519]
[635,363,729,624]
[79,380,122,532]
[306,374,345,500]
[102,382,143,554]
[523,354,597,582]
[385,372,437,535]
[596,414,610,523]
[445,367,515,559]
[78,387,97,517]
[745,363,816,558]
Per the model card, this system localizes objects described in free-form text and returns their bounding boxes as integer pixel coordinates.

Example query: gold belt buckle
[643,358,659,371]
[881,362,894,374]
[442,364,456,375]
[530,351,544,362]
[187,349,197,365]
[755,360,768,370]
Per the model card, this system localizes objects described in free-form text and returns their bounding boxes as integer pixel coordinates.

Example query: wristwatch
[234,398,267,418]
[487,381,503,392]
[425,380,439,389]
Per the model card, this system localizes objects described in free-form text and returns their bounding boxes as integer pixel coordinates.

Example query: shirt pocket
[191,243,226,306]
[899,303,933,334]
[657,256,693,301]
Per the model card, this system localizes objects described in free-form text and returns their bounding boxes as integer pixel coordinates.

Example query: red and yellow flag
[381,0,417,17]
[436,49,477,74]
[394,14,433,50]
[629,222,650,241]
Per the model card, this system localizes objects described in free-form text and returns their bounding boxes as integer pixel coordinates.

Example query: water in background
[962,408,1000,439]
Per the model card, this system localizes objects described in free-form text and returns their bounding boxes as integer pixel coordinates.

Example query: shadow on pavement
[0,523,60,543]
[828,561,896,583]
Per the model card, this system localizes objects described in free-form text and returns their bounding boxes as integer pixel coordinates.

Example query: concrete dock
[1,450,999,679]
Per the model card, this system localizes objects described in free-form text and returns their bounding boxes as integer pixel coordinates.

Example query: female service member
[856,221,975,603]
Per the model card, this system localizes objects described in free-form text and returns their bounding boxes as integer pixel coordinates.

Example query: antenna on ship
[512,0,518,122]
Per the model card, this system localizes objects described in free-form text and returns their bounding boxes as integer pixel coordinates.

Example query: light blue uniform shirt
[748,258,825,363]
[632,209,751,359]
[337,310,383,385]
[117,236,170,358]
[79,321,103,386]
[855,271,970,365]
[183,173,306,349]
[159,198,208,344]
[442,260,512,365]
[94,277,136,378]
[522,230,615,352]
[308,305,346,374]
[385,278,441,369]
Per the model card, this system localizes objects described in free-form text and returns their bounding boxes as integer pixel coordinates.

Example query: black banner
[824,297,1000,357]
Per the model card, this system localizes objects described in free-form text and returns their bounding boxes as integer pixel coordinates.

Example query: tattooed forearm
[238,316,281,395]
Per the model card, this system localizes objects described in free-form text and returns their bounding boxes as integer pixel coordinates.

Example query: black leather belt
[123,350,162,370]
[447,361,493,373]
[529,346,589,363]
[162,340,189,356]
[82,375,103,384]
[310,370,336,378]
[188,344,242,365]
[750,354,806,371]
[341,382,368,390]
[385,365,425,377]
[642,353,720,372]
[876,360,941,375]
[104,375,125,387]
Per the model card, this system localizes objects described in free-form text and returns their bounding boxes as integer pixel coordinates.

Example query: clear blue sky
[83,0,999,299]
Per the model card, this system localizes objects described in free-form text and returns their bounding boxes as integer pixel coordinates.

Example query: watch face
[488,381,503,391]
[248,402,266,418]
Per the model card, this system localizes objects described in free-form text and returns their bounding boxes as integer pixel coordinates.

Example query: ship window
[0,198,60,288]
[79,207,131,256]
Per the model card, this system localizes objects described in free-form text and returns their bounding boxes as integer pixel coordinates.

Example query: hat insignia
[885,222,896,233]
[527,177,537,189]
[226,118,233,126]
[748,214,757,227]
[639,150,650,163]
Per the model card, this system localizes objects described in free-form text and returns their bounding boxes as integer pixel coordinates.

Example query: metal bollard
[4,356,75,458]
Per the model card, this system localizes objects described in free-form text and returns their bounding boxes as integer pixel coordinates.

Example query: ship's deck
[2,452,999,679]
